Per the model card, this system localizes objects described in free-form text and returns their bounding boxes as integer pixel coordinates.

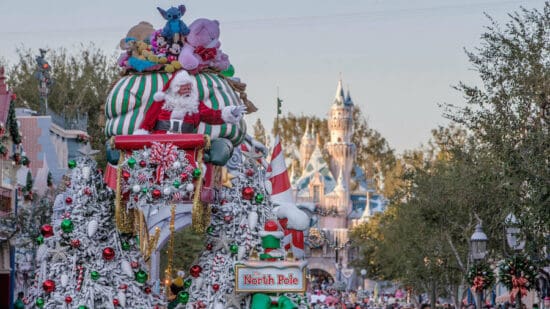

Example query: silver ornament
[186,183,194,192]
[163,187,171,195]
[173,161,181,169]
[132,185,141,193]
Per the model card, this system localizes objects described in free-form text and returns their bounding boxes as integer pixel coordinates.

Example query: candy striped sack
[104,72,247,145]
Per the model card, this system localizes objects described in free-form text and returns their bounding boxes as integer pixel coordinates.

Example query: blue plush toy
[157,5,190,44]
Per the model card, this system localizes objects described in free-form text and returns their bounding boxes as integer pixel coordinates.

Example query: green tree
[7,45,120,165]
[445,3,550,256]
[160,226,206,281]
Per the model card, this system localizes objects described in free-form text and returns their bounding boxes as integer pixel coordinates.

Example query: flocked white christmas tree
[27,156,162,309]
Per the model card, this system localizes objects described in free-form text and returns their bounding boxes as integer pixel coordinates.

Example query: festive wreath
[498,254,538,302]
[466,261,495,292]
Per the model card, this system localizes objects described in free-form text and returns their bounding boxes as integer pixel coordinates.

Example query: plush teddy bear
[119,21,155,50]
[178,18,230,72]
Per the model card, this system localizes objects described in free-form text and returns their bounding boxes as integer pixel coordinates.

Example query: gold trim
[234,264,307,293]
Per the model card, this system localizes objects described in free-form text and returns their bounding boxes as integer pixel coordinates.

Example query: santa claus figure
[135,70,245,134]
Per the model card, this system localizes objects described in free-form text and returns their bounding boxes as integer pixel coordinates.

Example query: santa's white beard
[162,89,199,116]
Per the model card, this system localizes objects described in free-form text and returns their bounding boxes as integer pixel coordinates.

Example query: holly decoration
[466,261,495,292]
[498,254,537,299]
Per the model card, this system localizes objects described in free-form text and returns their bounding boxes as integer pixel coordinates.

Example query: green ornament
[68,160,77,169]
[90,271,100,280]
[121,241,131,251]
[206,226,214,234]
[141,187,148,194]
[230,244,238,254]
[177,291,189,304]
[135,269,148,284]
[192,168,201,178]
[36,235,44,245]
[173,180,181,188]
[60,218,74,233]
[184,278,192,289]
[127,157,137,168]
[36,297,45,308]
[78,306,88,309]
[255,193,265,203]
[221,64,235,77]
[14,298,25,309]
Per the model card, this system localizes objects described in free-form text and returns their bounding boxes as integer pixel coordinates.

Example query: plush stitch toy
[178,18,230,72]
[157,5,190,44]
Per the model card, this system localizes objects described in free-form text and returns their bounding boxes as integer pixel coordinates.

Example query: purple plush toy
[178,18,230,72]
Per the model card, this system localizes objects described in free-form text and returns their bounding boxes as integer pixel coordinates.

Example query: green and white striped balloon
[104,72,247,146]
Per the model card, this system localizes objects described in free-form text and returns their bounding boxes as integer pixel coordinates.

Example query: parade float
[27,4,311,308]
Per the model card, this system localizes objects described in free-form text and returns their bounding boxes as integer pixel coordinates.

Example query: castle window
[313,185,320,203]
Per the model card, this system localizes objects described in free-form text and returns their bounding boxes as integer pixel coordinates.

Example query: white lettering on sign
[235,264,306,293]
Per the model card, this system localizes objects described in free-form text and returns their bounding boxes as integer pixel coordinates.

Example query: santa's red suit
[137,70,241,134]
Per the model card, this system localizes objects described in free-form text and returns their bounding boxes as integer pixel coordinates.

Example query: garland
[466,261,495,292]
[498,254,538,302]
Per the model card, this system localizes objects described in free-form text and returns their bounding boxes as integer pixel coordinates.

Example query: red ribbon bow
[194,46,217,61]
[510,276,528,302]
[149,142,179,184]
[472,275,485,292]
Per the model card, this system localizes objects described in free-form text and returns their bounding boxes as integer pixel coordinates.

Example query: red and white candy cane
[76,265,84,291]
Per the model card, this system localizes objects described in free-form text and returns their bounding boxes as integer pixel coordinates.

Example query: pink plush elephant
[178,18,230,72]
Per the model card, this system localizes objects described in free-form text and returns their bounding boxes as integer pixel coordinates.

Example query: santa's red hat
[153,70,195,101]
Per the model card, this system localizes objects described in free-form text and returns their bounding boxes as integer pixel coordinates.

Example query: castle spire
[333,78,345,105]
[0,67,7,95]
[345,88,354,106]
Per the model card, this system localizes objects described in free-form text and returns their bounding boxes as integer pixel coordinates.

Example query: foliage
[252,118,267,145]
[497,254,538,290]
[160,226,205,280]
[7,96,22,144]
[466,261,495,292]
[445,3,550,258]
[7,45,120,166]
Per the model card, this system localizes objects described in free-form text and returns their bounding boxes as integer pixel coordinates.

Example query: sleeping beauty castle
[290,79,387,289]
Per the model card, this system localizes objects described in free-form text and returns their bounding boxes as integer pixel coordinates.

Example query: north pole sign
[235,261,307,293]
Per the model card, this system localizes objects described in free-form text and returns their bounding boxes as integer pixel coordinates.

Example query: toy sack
[104,72,247,146]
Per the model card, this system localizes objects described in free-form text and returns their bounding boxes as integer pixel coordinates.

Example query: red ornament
[246,169,255,177]
[70,239,81,248]
[65,296,72,304]
[180,173,189,182]
[113,299,120,306]
[264,220,279,232]
[212,283,220,291]
[119,283,128,290]
[122,170,131,180]
[133,195,139,202]
[206,243,213,250]
[84,187,92,195]
[242,187,254,200]
[102,247,115,261]
[40,224,54,238]
[152,189,161,198]
[42,279,56,293]
[65,196,73,204]
[190,265,202,278]
[224,215,233,223]
[144,286,152,294]
[131,261,139,268]
[139,160,147,167]
[65,181,71,187]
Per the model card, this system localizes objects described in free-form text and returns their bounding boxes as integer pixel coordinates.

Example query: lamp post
[471,222,488,309]
[505,213,525,309]
[360,269,367,291]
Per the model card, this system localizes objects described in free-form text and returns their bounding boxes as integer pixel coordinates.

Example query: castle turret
[325,79,356,191]
[299,119,315,171]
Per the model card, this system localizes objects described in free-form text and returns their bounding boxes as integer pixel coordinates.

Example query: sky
[0,0,545,154]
